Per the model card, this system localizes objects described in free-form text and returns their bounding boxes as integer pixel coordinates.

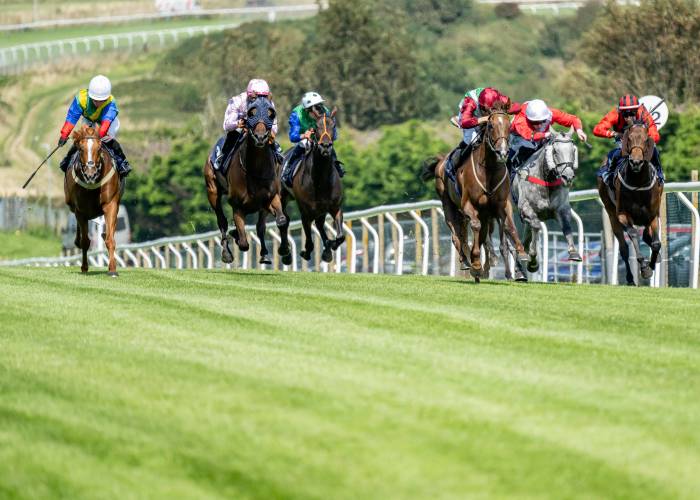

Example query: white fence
[2,182,699,289]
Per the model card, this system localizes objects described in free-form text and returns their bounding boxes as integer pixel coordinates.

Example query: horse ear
[620,131,629,156]
[644,137,655,162]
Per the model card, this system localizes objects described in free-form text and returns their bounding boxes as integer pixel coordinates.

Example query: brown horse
[423,105,528,282]
[63,125,124,276]
[598,121,662,285]
[204,96,286,265]
[278,108,344,265]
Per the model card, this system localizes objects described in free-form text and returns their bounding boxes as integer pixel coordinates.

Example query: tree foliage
[580,0,700,106]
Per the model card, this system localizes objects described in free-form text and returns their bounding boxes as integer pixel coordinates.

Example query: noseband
[73,137,114,189]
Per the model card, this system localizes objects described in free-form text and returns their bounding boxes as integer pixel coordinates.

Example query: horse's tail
[420,156,442,182]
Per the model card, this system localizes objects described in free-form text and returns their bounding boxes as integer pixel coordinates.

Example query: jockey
[281,91,344,188]
[58,75,131,177]
[214,78,283,169]
[444,87,514,177]
[593,94,663,184]
[508,99,587,172]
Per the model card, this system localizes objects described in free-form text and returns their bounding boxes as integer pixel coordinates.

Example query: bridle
[72,135,114,189]
[483,111,509,154]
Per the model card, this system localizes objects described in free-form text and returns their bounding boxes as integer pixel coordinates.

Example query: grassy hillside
[1,268,699,499]
[0,229,61,260]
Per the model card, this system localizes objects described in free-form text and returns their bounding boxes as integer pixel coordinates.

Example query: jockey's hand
[610,131,620,140]
[269,130,276,143]
[576,129,588,142]
[58,137,68,147]
[237,119,245,129]
[477,116,489,125]
[302,130,314,140]
[544,131,552,139]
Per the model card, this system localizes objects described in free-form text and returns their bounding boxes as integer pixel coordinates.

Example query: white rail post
[181,242,198,269]
[324,222,342,273]
[167,243,183,269]
[435,207,456,277]
[343,223,357,273]
[137,249,153,268]
[311,226,329,273]
[196,239,213,269]
[151,246,167,268]
[124,249,139,267]
[410,210,429,276]
[540,222,549,283]
[384,213,404,275]
[676,192,700,289]
[360,217,379,274]
[247,231,262,270]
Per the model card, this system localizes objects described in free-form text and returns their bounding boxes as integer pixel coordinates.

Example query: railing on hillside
[2,182,699,289]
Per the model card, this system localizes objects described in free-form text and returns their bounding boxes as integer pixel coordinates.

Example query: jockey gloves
[526,99,552,122]
[302,92,324,109]
[88,75,112,101]
[247,79,270,97]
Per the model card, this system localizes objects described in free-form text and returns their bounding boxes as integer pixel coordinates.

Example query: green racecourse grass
[1,268,699,499]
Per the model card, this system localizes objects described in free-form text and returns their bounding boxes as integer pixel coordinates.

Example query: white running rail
[2,182,699,288]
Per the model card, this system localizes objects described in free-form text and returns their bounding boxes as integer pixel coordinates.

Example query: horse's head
[621,121,654,173]
[313,107,337,158]
[484,102,510,163]
[72,125,104,183]
[545,127,578,187]
[246,96,276,148]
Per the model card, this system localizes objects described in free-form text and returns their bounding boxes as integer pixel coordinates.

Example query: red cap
[618,95,640,110]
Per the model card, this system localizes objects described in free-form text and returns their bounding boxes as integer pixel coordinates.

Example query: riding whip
[22,144,62,189]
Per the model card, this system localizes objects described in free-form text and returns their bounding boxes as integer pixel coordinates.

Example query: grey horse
[510,129,583,279]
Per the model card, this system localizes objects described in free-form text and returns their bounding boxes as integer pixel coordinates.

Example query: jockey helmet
[478,87,503,111]
[247,79,270,97]
[618,94,640,110]
[88,75,112,101]
[302,92,324,109]
[525,99,552,122]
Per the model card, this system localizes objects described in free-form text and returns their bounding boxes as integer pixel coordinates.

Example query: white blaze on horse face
[86,138,94,165]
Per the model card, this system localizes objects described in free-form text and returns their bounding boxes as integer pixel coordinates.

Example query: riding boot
[273,140,285,165]
[445,141,469,180]
[59,144,78,173]
[215,130,239,170]
[103,139,131,178]
[652,147,665,184]
[331,149,345,178]
[282,145,304,188]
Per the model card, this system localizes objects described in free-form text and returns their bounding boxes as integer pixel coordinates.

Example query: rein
[470,153,508,196]
[484,111,508,154]
[72,145,115,190]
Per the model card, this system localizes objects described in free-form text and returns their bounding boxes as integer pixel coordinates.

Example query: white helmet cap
[247,79,270,97]
[88,75,112,101]
[302,91,324,109]
[525,99,552,122]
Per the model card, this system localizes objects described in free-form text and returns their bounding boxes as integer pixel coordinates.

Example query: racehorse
[204,96,286,265]
[599,120,662,285]
[422,103,528,282]
[278,108,344,265]
[510,128,582,278]
[63,125,124,276]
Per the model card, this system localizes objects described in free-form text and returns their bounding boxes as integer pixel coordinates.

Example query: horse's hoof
[238,242,249,252]
[81,269,88,274]
[517,252,529,267]
[108,272,119,278]
[331,237,345,251]
[568,250,583,262]
[281,254,293,266]
[527,261,539,273]
[276,215,288,227]
[259,256,272,265]
[469,267,481,279]
[321,249,333,263]
[300,250,312,262]
[514,269,527,282]
[221,241,234,264]
[641,266,654,279]
[474,276,481,284]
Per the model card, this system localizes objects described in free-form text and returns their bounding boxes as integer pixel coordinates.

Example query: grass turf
[0,267,699,499]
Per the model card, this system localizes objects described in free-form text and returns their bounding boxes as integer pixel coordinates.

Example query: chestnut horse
[278,108,344,265]
[204,96,286,265]
[63,125,124,276]
[423,105,528,282]
[599,121,662,285]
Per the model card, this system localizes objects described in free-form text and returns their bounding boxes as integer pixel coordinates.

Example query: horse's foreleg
[299,216,314,262]
[478,219,490,280]
[77,214,90,274]
[269,194,287,228]
[331,208,346,251]
[214,195,233,264]
[278,193,292,266]
[462,200,482,278]
[612,217,634,285]
[503,200,528,267]
[499,221,512,280]
[442,195,469,269]
[314,216,333,263]
[619,213,644,284]
[556,205,582,262]
[256,211,271,265]
[646,217,662,273]
[232,208,249,252]
[518,202,541,273]
[103,200,119,276]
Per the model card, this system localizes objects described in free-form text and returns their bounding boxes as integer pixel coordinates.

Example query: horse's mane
[490,100,510,113]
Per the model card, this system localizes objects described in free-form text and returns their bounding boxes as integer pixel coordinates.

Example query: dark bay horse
[423,105,528,282]
[599,121,662,285]
[278,108,344,265]
[204,96,286,265]
[63,125,124,276]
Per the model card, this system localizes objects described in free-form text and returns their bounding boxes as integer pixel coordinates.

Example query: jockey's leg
[273,140,284,165]
[216,130,240,169]
[651,146,664,184]
[331,149,345,178]
[103,138,131,178]
[282,143,304,188]
[59,144,78,173]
